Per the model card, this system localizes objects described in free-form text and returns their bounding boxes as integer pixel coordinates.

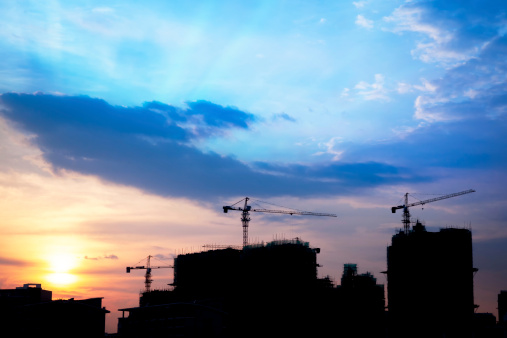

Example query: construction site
[119,237,386,337]
[114,191,507,337]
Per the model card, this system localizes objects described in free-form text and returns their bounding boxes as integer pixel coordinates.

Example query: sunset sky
[1,0,507,333]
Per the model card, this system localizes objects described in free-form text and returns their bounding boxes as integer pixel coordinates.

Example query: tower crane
[223,197,337,247]
[126,255,173,293]
[391,189,475,234]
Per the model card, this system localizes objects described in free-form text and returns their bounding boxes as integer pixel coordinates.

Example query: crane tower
[223,197,337,247]
[126,255,173,293]
[391,189,475,234]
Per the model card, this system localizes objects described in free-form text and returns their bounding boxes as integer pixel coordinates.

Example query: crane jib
[222,197,337,247]
[391,189,475,234]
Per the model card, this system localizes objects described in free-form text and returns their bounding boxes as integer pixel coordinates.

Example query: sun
[45,254,79,286]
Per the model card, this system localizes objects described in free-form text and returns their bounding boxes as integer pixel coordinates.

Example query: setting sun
[45,254,79,286]
[46,272,77,285]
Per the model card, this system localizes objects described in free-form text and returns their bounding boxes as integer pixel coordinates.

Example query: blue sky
[0,0,506,332]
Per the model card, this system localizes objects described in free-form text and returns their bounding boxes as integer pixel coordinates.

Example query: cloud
[353,1,367,9]
[397,78,437,94]
[381,1,507,165]
[0,257,33,267]
[143,100,256,138]
[84,255,118,260]
[354,74,390,101]
[153,254,174,261]
[383,0,506,66]
[414,36,507,122]
[314,137,344,161]
[0,93,426,201]
[346,115,507,172]
[252,161,426,188]
[272,112,296,122]
[355,15,373,29]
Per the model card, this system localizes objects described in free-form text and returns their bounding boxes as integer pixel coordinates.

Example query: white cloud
[464,89,479,99]
[354,74,390,101]
[352,1,367,9]
[391,121,427,139]
[397,78,437,95]
[356,14,373,29]
[413,78,437,92]
[314,137,344,161]
[384,7,450,43]
[382,4,494,67]
[413,95,452,122]
[397,82,413,94]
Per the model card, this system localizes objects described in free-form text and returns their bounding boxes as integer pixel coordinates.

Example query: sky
[0,0,506,333]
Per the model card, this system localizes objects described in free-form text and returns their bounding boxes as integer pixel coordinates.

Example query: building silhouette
[499,291,507,325]
[336,263,386,337]
[385,221,476,338]
[118,238,385,337]
[0,283,109,337]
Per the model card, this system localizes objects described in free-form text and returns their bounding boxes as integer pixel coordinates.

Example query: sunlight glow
[45,253,79,286]
[46,272,78,285]
[49,254,76,273]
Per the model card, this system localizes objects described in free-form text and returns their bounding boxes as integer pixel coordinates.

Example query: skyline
[1,0,506,333]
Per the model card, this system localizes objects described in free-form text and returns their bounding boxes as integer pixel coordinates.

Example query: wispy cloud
[84,254,119,261]
[352,1,367,9]
[354,74,390,101]
[314,137,344,161]
[383,1,504,67]
[414,36,507,122]
[272,112,296,122]
[355,14,373,29]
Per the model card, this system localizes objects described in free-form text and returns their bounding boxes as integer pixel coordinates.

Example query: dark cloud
[84,254,119,260]
[185,100,256,129]
[252,161,423,187]
[344,117,507,171]
[272,112,296,122]
[0,93,424,201]
[0,256,32,267]
[143,99,256,138]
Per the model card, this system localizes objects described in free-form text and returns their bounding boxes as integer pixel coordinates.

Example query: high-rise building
[385,221,476,338]
[499,290,507,324]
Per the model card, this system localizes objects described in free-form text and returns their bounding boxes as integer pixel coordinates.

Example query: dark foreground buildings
[385,221,476,338]
[118,224,506,337]
[118,238,386,337]
[0,283,109,337]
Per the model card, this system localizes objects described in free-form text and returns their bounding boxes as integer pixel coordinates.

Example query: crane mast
[391,189,475,234]
[241,198,251,248]
[126,255,173,293]
[223,197,337,247]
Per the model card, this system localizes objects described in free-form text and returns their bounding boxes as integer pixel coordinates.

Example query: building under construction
[385,221,476,338]
[118,238,386,337]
